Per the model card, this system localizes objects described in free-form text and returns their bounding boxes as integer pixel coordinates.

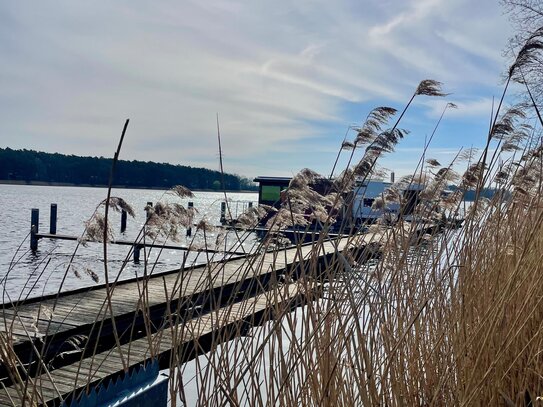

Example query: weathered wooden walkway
[0,283,313,406]
[0,232,382,406]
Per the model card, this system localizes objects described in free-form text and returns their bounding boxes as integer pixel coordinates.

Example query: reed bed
[2,25,543,407]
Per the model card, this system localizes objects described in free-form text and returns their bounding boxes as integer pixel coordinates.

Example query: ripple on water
[0,185,258,300]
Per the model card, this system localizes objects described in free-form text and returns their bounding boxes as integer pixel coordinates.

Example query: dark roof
[253,176,292,183]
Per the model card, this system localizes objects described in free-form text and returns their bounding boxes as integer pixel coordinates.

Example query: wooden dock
[0,232,381,406]
[0,282,314,406]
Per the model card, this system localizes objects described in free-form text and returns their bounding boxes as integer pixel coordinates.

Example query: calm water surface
[0,184,257,301]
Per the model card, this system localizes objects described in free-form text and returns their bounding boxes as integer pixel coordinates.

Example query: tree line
[0,148,257,191]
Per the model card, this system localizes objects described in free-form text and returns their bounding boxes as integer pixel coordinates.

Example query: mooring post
[30,208,39,252]
[133,244,141,264]
[121,209,127,233]
[49,203,57,235]
[220,202,226,224]
[186,201,193,237]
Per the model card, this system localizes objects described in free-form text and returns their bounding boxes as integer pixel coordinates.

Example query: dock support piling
[49,204,57,235]
[121,209,127,233]
[220,202,226,224]
[134,245,141,264]
[146,202,153,220]
[186,202,193,237]
[31,208,39,252]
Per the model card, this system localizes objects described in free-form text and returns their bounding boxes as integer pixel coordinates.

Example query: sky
[0,0,518,179]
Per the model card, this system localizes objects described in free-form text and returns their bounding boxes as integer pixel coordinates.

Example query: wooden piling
[186,202,193,237]
[134,244,141,264]
[220,202,226,224]
[49,204,57,235]
[121,209,127,233]
[31,208,39,252]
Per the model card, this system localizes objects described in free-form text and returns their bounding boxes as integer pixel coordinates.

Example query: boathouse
[253,176,291,207]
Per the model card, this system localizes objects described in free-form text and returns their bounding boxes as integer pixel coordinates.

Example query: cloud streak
[0,0,513,177]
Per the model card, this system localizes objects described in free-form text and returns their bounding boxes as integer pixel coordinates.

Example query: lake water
[0,184,257,301]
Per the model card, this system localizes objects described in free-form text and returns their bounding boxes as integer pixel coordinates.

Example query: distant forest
[0,148,257,191]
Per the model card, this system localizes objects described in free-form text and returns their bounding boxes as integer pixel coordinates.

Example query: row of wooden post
[30,204,57,251]
[29,200,252,259]
[219,201,252,224]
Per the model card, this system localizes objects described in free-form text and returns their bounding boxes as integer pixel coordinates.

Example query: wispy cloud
[422,98,495,119]
[0,0,513,176]
[369,0,443,37]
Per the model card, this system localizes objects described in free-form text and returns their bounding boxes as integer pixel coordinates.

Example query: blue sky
[0,0,518,178]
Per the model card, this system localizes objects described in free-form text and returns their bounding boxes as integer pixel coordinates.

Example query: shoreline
[0,180,257,194]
